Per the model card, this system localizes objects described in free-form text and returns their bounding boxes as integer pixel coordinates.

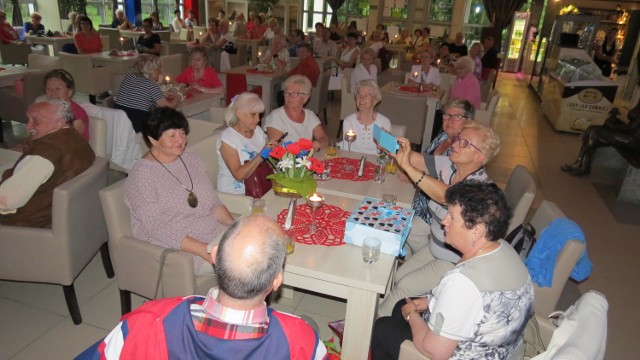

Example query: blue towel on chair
[525,218,592,287]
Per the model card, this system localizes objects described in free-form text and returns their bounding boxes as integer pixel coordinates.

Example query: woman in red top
[176,46,224,94]
[0,11,21,44]
[74,16,103,54]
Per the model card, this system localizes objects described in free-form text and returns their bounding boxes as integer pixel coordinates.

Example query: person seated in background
[217,93,277,194]
[217,18,234,48]
[288,29,305,57]
[372,180,533,360]
[481,36,499,70]
[149,11,163,31]
[450,56,481,110]
[217,9,226,21]
[367,30,385,57]
[411,29,425,51]
[261,35,290,71]
[184,9,198,28]
[342,80,390,155]
[378,121,499,317]
[66,11,79,35]
[265,75,329,151]
[0,11,22,44]
[111,8,132,30]
[449,32,468,57]
[394,28,413,46]
[263,17,279,44]
[329,23,341,41]
[247,14,266,39]
[0,98,95,229]
[77,215,327,359]
[352,47,378,91]
[44,69,89,140]
[114,54,181,132]
[314,27,338,57]
[469,42,484,81]
[437,43,453,67]
[338,32,360,70]
[171,9,186,32]
[289,43,320,86]
[74,16,102,54]
[408,48,441,88]
[24,12,44,35]
[176,46,224,94]
[230,12,247,37]
[136,17,161,55]
[373,24,389,43]
[125,108,234,275]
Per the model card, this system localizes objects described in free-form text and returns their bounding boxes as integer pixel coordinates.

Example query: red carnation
[270,146,287,159]
[308,157,324,173]
[286,143,302,155]
[297,138,314,151]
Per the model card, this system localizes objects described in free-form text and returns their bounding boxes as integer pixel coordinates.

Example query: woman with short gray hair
[217,92,278,194]
[342,79,390,154]
[114,54,181,132]
[449,56,481,109]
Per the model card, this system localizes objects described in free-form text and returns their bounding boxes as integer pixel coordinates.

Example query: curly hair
[445,180,510,241]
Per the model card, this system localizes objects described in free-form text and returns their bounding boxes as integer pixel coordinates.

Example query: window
[381,0,407,20]
[463,0,490,45]
[0,0,37,25]
[302,0,369,33]
[141,0,184,27]
[86,1,124,27]
[428,0,454,24]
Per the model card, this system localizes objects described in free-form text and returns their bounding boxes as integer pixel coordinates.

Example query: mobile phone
[277,132,288,143]
[373,124,399,154]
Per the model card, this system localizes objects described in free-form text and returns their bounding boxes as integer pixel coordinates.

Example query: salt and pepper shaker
[284,198,297,230]
[357,156,366,177]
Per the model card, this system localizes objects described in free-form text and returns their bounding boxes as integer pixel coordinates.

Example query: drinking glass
[385,158,398,175]
[250,198,266,215]
[362,237,381,264]
[374,163,386,183]
[285,236,295,255]
[382,194,397,206]
[326,141,337,158]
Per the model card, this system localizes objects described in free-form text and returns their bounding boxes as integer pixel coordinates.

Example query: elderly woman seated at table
[150,11,163,31]
[351,47,378,92]
[378,120,500,317]
[469,42,484,81]
[74,16,102,54]
[342,80,390,155]
[394,28,412,46]
[372,180,533,360]
[24,12,44,35]
[264,75,329,151]
[176,46,224,94]
[125,108,234,274]
[44,69,89,140]
[407,48,441,88]
[217,93,278,194]
[260,35,290,71]
[114,54,181,132]
[450,56,481,110]
[0,11,22,44]
[135,17,162,55]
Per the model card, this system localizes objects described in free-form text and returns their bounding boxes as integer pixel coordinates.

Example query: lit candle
[346,130,355,137]
[165,76,170,82]
[309,193,324,202]
[394,34,398,38]
[437,59,441,65]
[258,51,262,57]
[119,37,124,43]
[363,31,367,36]
[413,71,419,78]
[199,31,202,36]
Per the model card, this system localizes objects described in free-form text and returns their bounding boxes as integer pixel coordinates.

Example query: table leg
[341,287,378,359]
[421,98,440,152]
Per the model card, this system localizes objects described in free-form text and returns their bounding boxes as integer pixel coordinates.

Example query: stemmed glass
[119,37,124,52]
[343,130,357,171]
[306,193,325,238]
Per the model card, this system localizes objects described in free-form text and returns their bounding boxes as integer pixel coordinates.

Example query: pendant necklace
[150,152,198,208]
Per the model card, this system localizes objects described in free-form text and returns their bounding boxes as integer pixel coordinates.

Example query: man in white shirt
[0,98,94,228]
[314,28,338,57]
[171,9,186,32]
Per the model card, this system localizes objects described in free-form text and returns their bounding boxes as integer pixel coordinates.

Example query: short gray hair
[355,79,382,103]
[115,8,125,16]
[215,216,286,300]
[133,54,161,78]
[455,56,475,73]
[360,47,376,60]
[462,120,500,163]
[283,74,312,97]
[34,96,73,125]
[442,98,475,119]
[224,92,265,126]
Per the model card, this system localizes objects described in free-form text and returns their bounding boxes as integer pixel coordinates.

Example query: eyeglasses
[284,91,307,98]
[355,93,374,100]
[452,135,483,153]
[442,113,468,121]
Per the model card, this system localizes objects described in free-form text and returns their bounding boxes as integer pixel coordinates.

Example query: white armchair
[60,52,114,104]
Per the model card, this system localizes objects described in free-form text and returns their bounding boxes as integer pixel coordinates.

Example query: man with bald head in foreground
[78,215,328,359]
[0,98,94,228]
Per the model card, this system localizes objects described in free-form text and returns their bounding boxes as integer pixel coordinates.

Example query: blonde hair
[133,54,162,78]
[225,92,265,126]
[283,75,312,97]
[461,120,500,163]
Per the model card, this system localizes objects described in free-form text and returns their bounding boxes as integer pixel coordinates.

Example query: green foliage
[248,0,280,14]
[429,0,454,23]
[58,0,87,18]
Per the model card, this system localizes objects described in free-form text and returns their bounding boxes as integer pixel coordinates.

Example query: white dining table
[219,65,287,115]
[87,51,139,73]
[0,66,37,88]
[262,190,396,360]
[25,35,75,56]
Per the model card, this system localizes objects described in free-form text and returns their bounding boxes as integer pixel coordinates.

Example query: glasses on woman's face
[452,135,482,153]
[284,91,306,98]
[442,113,468,121]
[355,92,374,100]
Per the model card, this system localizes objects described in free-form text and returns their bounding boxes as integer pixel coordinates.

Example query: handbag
[222,41,237,54]
[244,160,273,198]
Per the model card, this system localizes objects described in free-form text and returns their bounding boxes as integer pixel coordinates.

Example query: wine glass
[306,193,325,238]
[343,130,357,171]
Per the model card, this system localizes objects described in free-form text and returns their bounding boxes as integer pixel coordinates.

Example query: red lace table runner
[326,157,375,181]
[276,204,350,246]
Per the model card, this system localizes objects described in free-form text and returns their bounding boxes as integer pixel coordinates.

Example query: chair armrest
[217,192,252,217]
[398,340,432,360]
[93,65,115,93]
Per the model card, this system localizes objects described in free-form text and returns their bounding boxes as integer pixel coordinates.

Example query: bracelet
[404,309,419,321]
[414,171,426,186]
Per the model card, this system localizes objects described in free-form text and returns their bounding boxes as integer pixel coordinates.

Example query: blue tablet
[373,124,399,154]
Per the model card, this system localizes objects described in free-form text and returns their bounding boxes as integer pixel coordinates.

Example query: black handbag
[222,41,237,54]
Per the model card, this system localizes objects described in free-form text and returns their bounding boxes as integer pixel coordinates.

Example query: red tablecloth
[276,204,350,246]
[111,52,136,57]
[398,85,425,93]
[246,68,274,74]
[326,158,375,181]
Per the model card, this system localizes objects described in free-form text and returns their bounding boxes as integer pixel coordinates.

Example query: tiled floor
[1,73,639,359]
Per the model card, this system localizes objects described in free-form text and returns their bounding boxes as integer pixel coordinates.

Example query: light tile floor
[1,73,639,359]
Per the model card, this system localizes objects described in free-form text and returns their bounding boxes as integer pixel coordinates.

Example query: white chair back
[160,53,183,78]
[504,165,537,233]
[28,53,62,71]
